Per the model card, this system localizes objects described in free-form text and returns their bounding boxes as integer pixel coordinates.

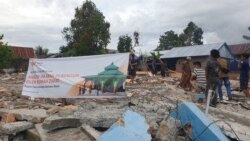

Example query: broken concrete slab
[26,128,41,141]
[75,110,123,128]
[42,115,82,132]
[0,121,34,135]
[35,124,48,141]
[35,123,92,141]
[98,110,151,141]
[197,104,250,127]
[0,108,47,123]
[81,124,101,140]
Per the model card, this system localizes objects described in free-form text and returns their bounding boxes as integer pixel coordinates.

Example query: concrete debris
[0,108,47,123]
[26,128,42,141]
[1,113,16,123]
[75,110,122,128]
[0,73,250,140]
[0,102,9,109]
[98,110,152,141]
[0,121,34,135]
[155,117,182,141]
[81,124,101,140]
[35,123,92,141]
[46,107,62,115]
[63,105,78,110]
[42,115,82,132]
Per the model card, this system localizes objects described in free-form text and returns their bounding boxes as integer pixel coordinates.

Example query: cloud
[0,0,249,53]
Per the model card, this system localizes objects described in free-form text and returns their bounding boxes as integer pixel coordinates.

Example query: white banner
[22,53,129,98]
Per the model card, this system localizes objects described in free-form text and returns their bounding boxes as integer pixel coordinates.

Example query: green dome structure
[84,62,126,94]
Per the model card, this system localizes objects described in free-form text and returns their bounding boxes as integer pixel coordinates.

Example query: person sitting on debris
[205,49,220,107]
[238,54,250,98]
[191,61,206,92]
[218,57,232,100]
[178,57,192,91]
[129,53,138,83]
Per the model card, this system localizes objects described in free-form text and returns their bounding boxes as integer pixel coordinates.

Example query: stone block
[26,128,41,141]
[0,121,34,135]
[81,124,101,140]
[42,115,82,132]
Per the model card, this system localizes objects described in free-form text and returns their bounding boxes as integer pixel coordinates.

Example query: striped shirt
[194,68,206,87]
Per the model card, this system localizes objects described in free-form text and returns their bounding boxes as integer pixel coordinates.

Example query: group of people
[128,53,168,82]
[179,49,250,107]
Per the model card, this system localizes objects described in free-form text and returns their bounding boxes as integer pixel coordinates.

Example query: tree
[156,30,181,50]
[35,46,49,57]
[156,21,203,51]
[133,31,139,47]
[117,35,132,53]
[61,1,110,56]
[0,34,12,69]
[179,21,203,46]
[243,27,250,40]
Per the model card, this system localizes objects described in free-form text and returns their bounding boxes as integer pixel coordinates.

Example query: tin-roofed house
[9,46,35,72]
[229,43,250,58]
[160,42,234,72]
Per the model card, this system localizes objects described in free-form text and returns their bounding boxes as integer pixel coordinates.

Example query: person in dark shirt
[205,49,220,107]
[129,53,137,83]
[151,58,157,76]
[238,54,250,98]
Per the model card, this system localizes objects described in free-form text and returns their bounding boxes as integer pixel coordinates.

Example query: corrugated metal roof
[161,42,234,59]
[9,46,35,59]
[229,43,250,55]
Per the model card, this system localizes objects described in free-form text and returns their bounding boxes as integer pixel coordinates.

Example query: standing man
[218,57,232,100]
[205,49,220,107]
[151,58,157,77]
[179,57,192,91]
[238,54,250,98]
[129,53,137,83]
[192,61,206,92]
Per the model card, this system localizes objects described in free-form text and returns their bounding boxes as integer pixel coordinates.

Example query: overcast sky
[0,0,250,53]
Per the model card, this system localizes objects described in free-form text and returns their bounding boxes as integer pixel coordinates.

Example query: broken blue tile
[171,101,229,141]
[98,110,151,141]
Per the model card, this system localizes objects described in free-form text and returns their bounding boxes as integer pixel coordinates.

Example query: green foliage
[61,1,110,56]
[133,31,139,47]
[117,35,132,53]
[0,34,12,69]
[35,46,49,57]
[243,27,250,40]
[156,21,203,51]
[156,30,181,50]
[11,58,28,72]
[179,21,203,46]
[150,51,163,60]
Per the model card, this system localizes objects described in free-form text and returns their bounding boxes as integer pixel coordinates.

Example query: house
[229,43,250,58]
[9,46,35,72]
[160,42,234,72]
[10,46,35,59]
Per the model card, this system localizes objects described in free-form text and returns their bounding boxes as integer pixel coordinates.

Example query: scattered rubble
[0,73,250,141]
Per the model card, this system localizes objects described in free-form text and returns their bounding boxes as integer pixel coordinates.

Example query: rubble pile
[0,73,250,141]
